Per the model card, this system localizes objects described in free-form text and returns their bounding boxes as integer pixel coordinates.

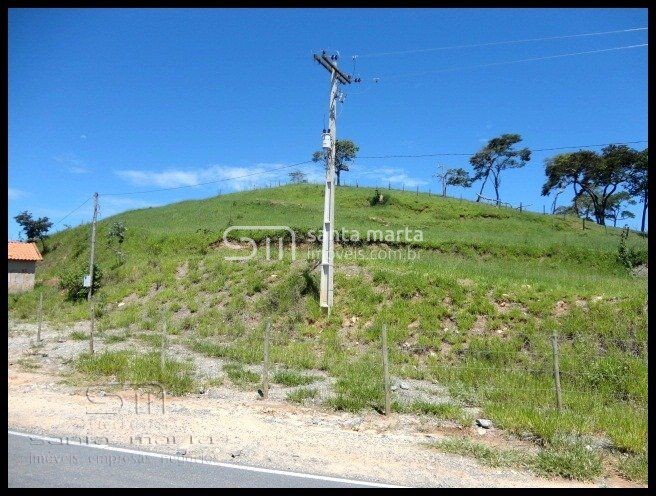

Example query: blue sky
[8,8,648,238]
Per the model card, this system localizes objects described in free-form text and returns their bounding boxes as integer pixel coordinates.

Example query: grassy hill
[9,184,648,482]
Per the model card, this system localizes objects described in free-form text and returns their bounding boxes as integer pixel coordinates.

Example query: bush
[60,263,102,301]
[370,188,391,206]
[618,227,647,268]
[107,221,126,244]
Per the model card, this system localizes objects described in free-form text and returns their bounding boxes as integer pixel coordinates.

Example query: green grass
[16,357,40,370]
[223,363,260,388]
[287,387,318,403]
[8,184,647,481]
[272,369,319,387]
[401,401,472,425]
[430,437,533,470]
[104,332,129,344]
[536,441,603,480]
[328,353,384,412]
[76,350,195,395]
[431,437,604,481]
[69,330,88,341]
[617,453,648,485]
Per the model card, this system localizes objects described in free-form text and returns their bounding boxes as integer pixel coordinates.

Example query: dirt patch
[176,261,189,280]
[43,277,60,287]
[441,317,457,333]
[120,292,140,305]
[172,306,192,322]
[554,300,570,317]
[339,264,373,283]
[470,315,487,335]
[631,264,648,278]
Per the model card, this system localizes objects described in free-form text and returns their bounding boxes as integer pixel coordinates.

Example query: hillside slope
[9,184,648,483]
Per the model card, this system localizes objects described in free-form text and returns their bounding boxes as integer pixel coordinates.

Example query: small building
[8,242,43,293]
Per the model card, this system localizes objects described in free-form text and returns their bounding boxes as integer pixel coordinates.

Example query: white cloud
[113,162,428,194]
[114,162,316,192]
[54,153,91,174]
[350,165,428,189]
[8,187,26,200]
[115,169,199,188]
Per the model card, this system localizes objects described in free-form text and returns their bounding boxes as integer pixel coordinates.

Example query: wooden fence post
[551,330,563,413]
[160,320,167,374]
[382,325,391,415]
[262,322,270,399]
[37,292,43,343]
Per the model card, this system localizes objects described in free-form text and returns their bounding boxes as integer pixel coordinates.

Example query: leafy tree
[14,211,53,242]
[288,170,308,184]
[435,167,472,196]
[605,191,636,228]
[470,134,531,204]
[312,139,359,186]
[542,145,639,226]
[626,147,648,232]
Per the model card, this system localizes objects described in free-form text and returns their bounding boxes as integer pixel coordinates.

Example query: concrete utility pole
[313,51,357,313]
[87,192,99,354]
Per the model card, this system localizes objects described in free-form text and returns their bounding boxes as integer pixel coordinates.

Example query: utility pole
[87,192,99,354]
[313,51,358,313]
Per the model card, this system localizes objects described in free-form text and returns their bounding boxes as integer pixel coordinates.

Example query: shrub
[370,188,391,206]
[60,262,102,301]
[107,221,126,244]
[618,227,647,268]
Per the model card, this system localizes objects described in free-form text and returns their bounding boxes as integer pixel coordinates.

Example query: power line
[373,44,648,82]
[51,196,93,228]
[100,160,315,196]
[357,140,648,159]
[355,26,647,58]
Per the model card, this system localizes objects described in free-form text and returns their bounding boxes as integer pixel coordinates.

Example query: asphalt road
[8,431,399,488]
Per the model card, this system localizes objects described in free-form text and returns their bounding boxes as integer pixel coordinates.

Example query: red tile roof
[8,242,43,261]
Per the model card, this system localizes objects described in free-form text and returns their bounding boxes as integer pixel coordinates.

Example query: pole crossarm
[313,53,353,84]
